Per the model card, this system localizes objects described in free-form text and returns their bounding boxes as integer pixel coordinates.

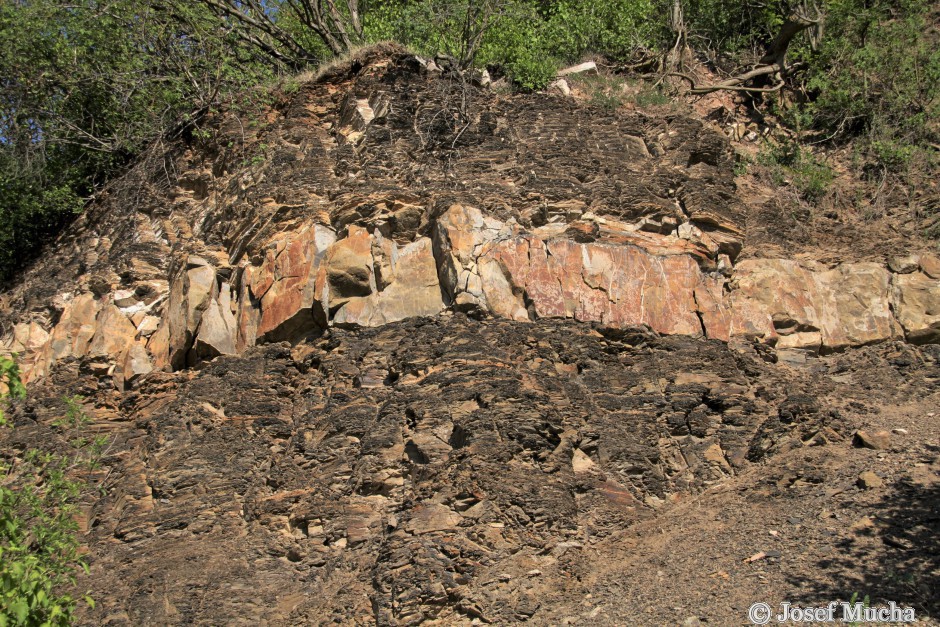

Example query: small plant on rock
[1,361,97,626]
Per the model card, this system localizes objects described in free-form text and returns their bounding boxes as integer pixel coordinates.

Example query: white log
[556,61,598,77]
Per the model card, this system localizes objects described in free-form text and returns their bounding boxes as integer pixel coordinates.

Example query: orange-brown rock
[332,236,444,326]
[316,224,374,312]
[89,303,138,359]
[27,292,101,382]
[892,271,940,343]
[3,321,49,355]
[252,224,336,341]
[193,283,238,359]
[435,205,722,337]
[163,258,218,369]
[729,260,900,351]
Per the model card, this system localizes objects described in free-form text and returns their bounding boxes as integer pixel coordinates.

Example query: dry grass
[311,41,413,83]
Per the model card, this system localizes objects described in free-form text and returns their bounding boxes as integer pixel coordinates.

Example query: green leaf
[10,599,29,624]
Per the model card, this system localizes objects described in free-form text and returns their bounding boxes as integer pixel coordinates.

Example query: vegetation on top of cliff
[0,0,937,285]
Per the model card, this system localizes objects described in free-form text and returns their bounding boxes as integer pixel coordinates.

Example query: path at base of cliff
[2,48,938,625]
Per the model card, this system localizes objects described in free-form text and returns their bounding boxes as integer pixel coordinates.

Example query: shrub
[1,361,97,626]
[758,140,834,203]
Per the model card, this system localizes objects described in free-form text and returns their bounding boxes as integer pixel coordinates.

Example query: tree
[187,0,367,65]
[0,0,274,284]
[669,1,823,94]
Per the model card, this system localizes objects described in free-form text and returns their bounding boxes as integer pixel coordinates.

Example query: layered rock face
[17,316,929,625]
[2,51,938,386]
[2,48,940,626]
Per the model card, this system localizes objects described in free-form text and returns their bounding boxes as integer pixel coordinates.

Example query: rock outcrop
[2,47,940,627]
[2,52,938,386]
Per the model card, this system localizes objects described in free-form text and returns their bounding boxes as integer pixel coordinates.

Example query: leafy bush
[364,0,661,90]
[538,0,661,62]
[805,0,939,153]
[0,0,274,285]
[1,362,97,626]
[758,140,835,203]
[0,358,25,427]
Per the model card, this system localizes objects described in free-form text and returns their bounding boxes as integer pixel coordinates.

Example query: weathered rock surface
[252,223,336,341]
[2,47,940,627]
[729,259,902,352]
[2,51,940,388]
[892,271,940,344]
[15,316,921,625]
[2,52,936,387]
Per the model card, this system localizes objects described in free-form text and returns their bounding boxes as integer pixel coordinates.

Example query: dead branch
[191,0,366,66]
[668,72,786,94]
[667,3,821,96]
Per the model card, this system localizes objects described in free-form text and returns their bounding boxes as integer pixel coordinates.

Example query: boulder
[135,315,161,338]
[484,235,708,336]
[434,204,724,336]
[892,271,940,343]
[333,237,444,327]
[729,260,900,351]
[120,342,153,388]
[318,225,375,310]
[89,304,138,359]
[235,266,261,352]
[6,322,49,354]
[31,292,101,380]
[166,261,218,370]
[888,255,919,274]
[433,204,513,312]
[193,283,238,359]
[919,253,940,279]
[113,288,139,308]
[254,224,335,342]
[556,61,598,77]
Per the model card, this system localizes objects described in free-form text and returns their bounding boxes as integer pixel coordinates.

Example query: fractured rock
[857,471,884,489]
[919,253,940,279]
[730,260,900,351]
[892,271,940,344]
[120,342,153,388]
[193,283,238,359]
[853,430,891,450]
[165,260,217,369]
[333,236,444,326]
[434,204,724,336]
[318,225,374,310]
[253,224,336,342]
[89,303,138,360]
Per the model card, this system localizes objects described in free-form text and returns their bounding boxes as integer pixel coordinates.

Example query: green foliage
[680,0,786,56]
[0,358,26,427]
[676,0,938,178]
[538,0,661,62]
[800,0,939,172]
[758,140,835,203]
[0,0,274,285]
[1,365,101,626]
[482,5,558,90]
[633,84,670,107]
[51,398,89,431]
[846,591,871,626]
[0,455,88,627]
[363,0,662,90]
[733,153,751,177]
